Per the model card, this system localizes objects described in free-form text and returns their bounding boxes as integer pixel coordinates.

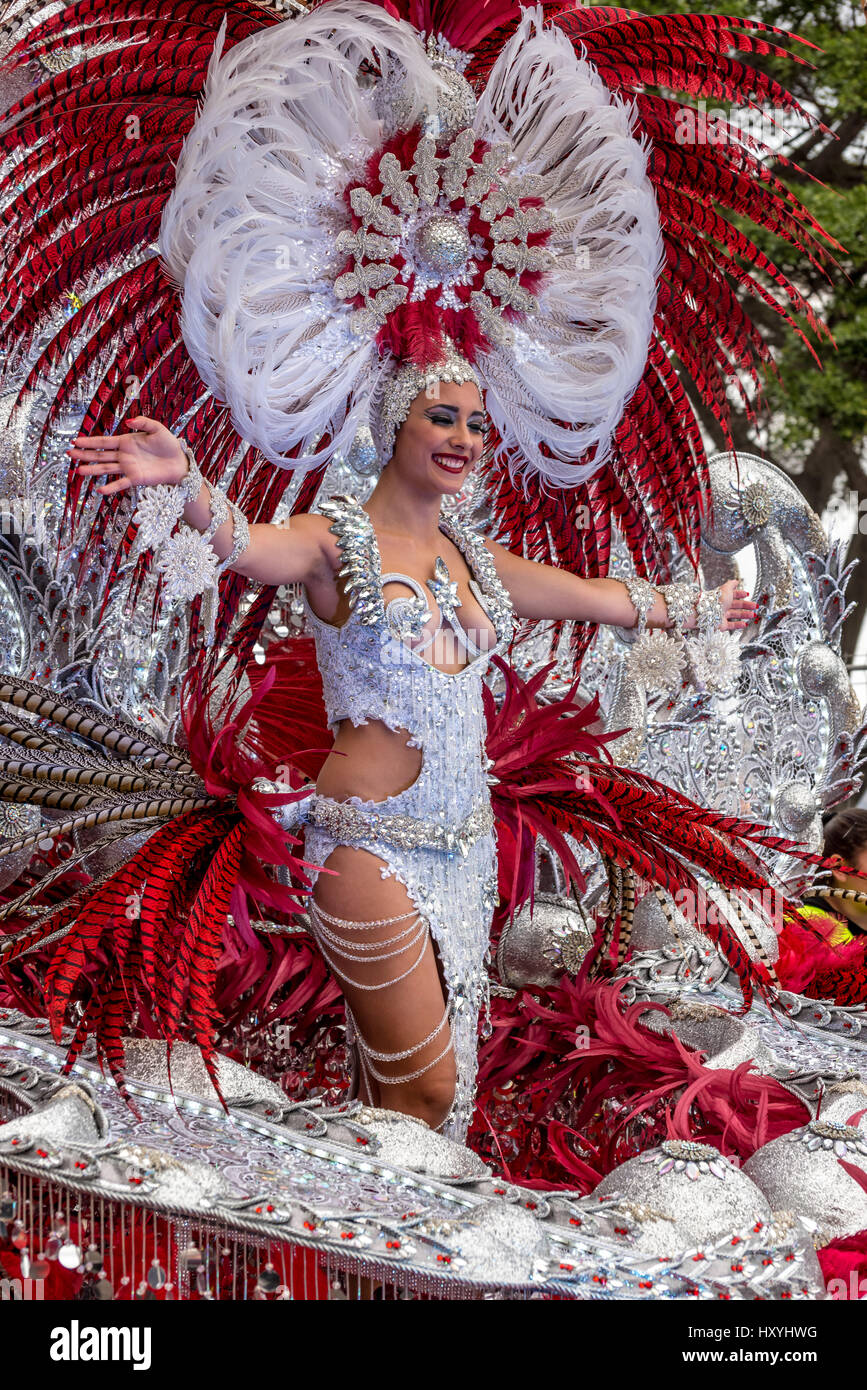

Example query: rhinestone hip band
[306,794,493,857]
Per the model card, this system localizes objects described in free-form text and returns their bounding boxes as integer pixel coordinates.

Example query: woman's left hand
[717,580,759,631]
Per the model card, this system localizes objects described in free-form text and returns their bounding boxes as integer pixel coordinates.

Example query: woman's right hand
[66,415,189,495]
[68,414,341,592]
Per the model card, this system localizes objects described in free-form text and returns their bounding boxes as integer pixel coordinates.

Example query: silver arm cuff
[623,577,657,635]
[216,497,251,574]
[204,484,229,542]
[660,581,700,637]
[695,587,725,635]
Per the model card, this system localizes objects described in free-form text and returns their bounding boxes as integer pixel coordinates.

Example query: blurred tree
[635,0,867,664]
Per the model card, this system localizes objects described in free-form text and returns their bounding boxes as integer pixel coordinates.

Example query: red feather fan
[0,662,319,1108]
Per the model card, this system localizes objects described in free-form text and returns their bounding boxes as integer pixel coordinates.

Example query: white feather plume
[159,2,662,489]
[474,7,663,485]
[159,2,441,471]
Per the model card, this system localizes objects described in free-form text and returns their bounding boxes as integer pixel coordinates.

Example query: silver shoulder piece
[318,493,385,628]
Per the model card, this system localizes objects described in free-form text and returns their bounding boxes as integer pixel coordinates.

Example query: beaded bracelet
[660,581,700,637]
[178,443,206,502]
[695,587,725,636]
[623,576,658,635]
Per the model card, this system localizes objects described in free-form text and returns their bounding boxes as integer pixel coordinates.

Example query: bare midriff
[306,545,496,806]
[315,718,424,805]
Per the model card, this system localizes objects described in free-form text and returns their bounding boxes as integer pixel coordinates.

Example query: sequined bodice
[302,494,515,823]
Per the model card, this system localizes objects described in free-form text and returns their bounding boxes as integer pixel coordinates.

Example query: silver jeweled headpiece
[370,342,482,465]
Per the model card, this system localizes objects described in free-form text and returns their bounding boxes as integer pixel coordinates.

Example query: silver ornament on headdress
[422,33,477,142]
[413,214,472,275]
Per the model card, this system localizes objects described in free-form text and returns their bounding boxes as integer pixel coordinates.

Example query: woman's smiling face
[388,379,487,495]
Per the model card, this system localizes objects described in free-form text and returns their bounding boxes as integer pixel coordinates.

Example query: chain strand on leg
[349,1001,450,1062]
[358,1032,454,1087]
[308,902,430,990]
[311,900,455,1096]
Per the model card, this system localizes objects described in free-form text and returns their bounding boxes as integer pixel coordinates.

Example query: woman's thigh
[310,843,456,1114]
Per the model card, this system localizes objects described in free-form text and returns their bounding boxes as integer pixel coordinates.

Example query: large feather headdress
[0,0,836,643]
[159,1,663,485]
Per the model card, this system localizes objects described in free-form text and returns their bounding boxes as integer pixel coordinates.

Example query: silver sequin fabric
[302,495,514,1141]
[594,1145,774,1257]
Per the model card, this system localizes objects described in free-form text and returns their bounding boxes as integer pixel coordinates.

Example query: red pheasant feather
[484,657,821,1011]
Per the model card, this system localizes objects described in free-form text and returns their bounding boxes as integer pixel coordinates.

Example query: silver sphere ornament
[497,892,594,989]
[773,781,818,837]
[797,640,851,701]
[414,214,471,276]
[593,1142,772,1256]
[744,1118,867,1244]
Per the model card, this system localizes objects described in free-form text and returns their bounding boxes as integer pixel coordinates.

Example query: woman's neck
[363,469,443,544]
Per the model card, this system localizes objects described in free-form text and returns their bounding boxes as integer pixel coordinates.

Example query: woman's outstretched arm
[486,540,757,632]
[68,415,333,589]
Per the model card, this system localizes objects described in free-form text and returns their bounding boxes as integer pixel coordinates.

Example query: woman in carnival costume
[776,811,867,1009]
[0,1,840,1139]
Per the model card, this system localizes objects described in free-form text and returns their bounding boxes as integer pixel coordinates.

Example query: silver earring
[346,425,381,478]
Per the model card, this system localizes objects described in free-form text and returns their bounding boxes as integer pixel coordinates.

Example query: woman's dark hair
[822,808,867,862]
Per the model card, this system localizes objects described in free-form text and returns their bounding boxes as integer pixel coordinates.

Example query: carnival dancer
[0,2,839,1130]
[66,371,756,1137]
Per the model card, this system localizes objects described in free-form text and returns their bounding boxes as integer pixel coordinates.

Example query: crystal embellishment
[793,1120,867,1157]
[688,630,741,694]
[426,556,462,625]
[660,582,700,637]
[437,513,514,645]
[626,629,686,694]
[132,485,185,551]
[307,795,494,857]
[155,525,220,604]
[640,1140,729,1181]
